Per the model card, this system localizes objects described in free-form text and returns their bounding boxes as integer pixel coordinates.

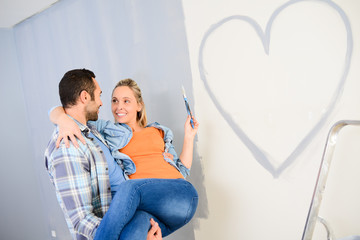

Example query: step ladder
[302,120,360,240]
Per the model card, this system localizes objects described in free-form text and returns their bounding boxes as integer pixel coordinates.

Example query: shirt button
[107,187,111,191]
[100,150,103,153]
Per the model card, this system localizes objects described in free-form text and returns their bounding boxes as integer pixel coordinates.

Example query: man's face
[85,78,103,121]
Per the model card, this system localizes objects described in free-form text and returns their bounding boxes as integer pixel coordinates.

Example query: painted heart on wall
[198,0,353,177]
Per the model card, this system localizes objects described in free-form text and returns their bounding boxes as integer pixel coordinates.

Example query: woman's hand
[179,115,199,169]
[184,115,199,140]
[163,152,174,161]
[56,114,86,148]
[50,106,86,148]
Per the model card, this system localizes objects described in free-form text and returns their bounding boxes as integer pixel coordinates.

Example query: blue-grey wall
[0,28,49,240]
[0,0,207,239]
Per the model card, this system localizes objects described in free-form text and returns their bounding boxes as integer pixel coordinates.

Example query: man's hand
[147,218,162,240]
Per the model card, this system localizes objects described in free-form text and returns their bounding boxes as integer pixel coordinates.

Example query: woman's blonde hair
[113,78,147,127]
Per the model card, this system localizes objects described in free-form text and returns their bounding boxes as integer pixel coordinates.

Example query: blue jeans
[94,178,198,240]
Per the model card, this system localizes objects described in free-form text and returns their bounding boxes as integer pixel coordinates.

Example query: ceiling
[0,0,59,28]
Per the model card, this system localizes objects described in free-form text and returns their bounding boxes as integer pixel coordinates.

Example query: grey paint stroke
[198,0,353,178]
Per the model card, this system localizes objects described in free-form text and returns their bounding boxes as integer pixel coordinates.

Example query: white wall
[182,0,360,239]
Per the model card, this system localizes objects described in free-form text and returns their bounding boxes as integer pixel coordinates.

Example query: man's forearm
[50,150,101,238]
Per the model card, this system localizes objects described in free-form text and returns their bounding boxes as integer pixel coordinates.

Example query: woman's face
[111,86,142,127]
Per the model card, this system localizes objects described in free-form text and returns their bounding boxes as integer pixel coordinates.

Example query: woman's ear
[137,102,143,112]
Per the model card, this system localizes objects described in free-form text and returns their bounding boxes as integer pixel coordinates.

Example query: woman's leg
[119,211,164,240]
[94,178,198,240]
[136,179,198,235]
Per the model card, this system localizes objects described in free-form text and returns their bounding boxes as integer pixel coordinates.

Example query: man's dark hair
[59,69,96,108]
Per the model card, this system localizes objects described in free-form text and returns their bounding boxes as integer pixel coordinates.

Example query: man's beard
[86,110,99,121]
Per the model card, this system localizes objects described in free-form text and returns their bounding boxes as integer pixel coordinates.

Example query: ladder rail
[302,120,360,240]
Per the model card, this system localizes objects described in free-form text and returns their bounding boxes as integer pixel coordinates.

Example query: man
[45,69,163,240]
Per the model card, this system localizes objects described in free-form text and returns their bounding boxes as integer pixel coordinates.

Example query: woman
[107,78,197,180]
[52,78,199,239]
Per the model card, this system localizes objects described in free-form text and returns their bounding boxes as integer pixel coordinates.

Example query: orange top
[120,127,184,179]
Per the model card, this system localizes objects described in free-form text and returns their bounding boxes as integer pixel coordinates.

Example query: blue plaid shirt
[45,119,112,240]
